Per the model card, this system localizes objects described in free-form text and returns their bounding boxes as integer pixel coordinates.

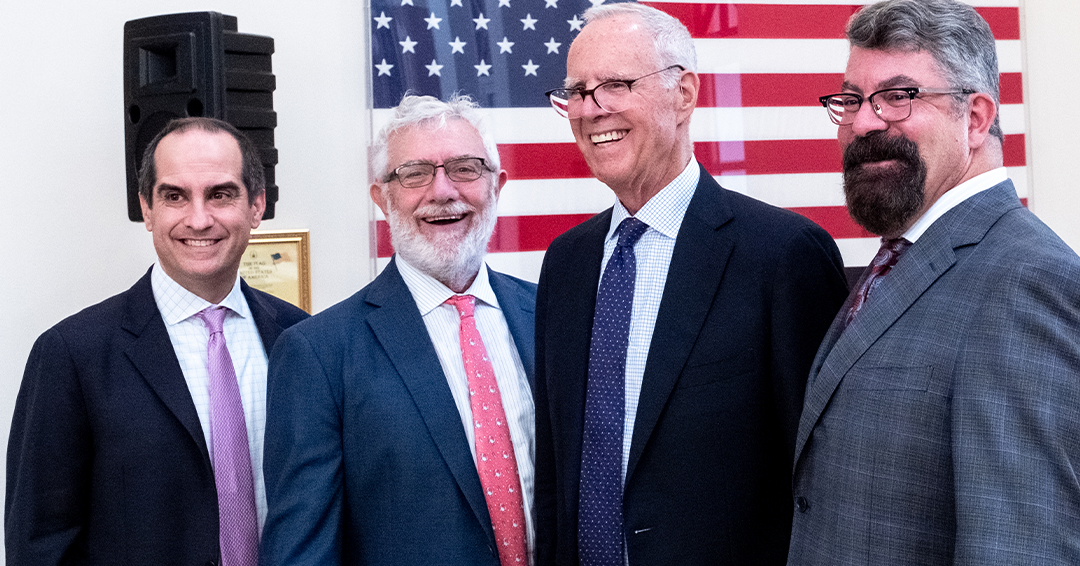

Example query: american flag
[370,0,1025,281]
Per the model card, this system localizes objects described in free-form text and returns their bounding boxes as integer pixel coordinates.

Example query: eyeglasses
[387,157,491,189]
[545,65,685,119]
[819,87,976,126]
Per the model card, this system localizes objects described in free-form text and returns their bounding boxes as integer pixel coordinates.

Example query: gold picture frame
[240,229,311,313]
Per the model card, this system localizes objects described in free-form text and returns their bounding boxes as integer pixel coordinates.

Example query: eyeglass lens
[394,157,486,188]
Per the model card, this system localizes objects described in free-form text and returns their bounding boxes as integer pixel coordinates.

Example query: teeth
[184,239,216,247]
[591,130,627,144]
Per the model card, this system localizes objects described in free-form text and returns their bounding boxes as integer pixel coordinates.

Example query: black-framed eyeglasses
[545,65,685,119]
[386,157,491,189]
[819,87,976,126]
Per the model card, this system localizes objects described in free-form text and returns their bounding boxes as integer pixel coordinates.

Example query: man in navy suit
[534,4,849,565]
[6,117,308,566]
[260,94,537,566]
[789,1,1080,564]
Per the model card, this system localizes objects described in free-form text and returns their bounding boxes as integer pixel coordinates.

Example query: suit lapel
[364,260,495,545]
[627,170,735,483]
[242,280,287,356]
[793,180,1022,465]
[121,271,211,463]
[489,270,536,385]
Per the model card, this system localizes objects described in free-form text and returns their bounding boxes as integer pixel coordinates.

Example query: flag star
[451,0,463,5]
[373,11,392,29]
[401,0,413,5]
[568,15,585,32]
[589,0,605,6]
[473,13,491,30]
[497,37,515,54]
[521,13,538,30]
[522,59,539,76]
[475,59,492,76]
[544,37,562,54]
[449,37,467,54]
[399,36,418,54]
[498,0,511,7]
[545,0,559,7]
[425,12,443,29]
[375,59,394,76]
[426,59,444,76]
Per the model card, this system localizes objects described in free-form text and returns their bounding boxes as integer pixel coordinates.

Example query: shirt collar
[608,158,699,242]
[395,256,500,316]
[902,167,1008,243]
[150,264,250,326]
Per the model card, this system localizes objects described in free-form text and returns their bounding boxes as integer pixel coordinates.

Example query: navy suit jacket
[789,181,1080,565]
[260,259,537,566]
[6,268,309,566]
[534,165,850,565]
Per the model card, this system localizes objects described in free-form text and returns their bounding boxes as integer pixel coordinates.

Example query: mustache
[411,201,475,219]
[843,132,921,170]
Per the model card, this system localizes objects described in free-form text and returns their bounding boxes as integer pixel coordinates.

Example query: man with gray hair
[535,3,849,565]
[260,94,537,566]
[790,0,1080,563]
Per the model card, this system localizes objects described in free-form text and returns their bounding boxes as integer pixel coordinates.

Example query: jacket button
[795,496,809,513]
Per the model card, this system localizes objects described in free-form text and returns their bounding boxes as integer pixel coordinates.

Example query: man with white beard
[260,94,538,566]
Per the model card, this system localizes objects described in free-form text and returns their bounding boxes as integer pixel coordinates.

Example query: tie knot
[195,306,228,334]
[616,217,649,249]
[447,294,476,319]
[873,237,912,269]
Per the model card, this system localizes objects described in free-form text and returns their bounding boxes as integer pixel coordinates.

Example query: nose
[185,197,215,230]
[849,99,889,137]
[427,166,459,201]
[576,90,608,119]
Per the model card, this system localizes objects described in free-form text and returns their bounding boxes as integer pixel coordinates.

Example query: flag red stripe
[498,134,1025,179]
[644,4,1019,41]
[698,72,1023,108]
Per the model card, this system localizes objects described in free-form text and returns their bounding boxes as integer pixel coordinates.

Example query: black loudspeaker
[124,12,278,221]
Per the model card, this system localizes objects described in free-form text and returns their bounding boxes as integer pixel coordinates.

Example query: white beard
[385,186,498,291]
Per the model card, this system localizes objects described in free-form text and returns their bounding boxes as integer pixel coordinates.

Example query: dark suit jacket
[5,268,308,566]
[534,165,850,565]
[260,259,537,566]
[788,180,1080,565]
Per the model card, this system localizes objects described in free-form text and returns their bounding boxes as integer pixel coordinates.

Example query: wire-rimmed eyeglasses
[386,157,491,189]
[819,87,976,126]
[545,65,685,119]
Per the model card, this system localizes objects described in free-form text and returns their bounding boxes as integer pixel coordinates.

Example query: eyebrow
[842,74,921,94]
[155,182,243,194]
[396,155,479,167]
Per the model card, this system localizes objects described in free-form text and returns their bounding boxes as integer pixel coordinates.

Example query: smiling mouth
[423,213,466,226]
[182,239,220,247]
[591,130,627,145]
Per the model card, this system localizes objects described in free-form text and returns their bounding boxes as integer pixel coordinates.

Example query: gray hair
[371,93,500,183]
[138,117,265,207]
[583,2,697,87]
[846,0,1002,142]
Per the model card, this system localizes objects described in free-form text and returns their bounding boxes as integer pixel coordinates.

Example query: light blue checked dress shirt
[600,159,699,482]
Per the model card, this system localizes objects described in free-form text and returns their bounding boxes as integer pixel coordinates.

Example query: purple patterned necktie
[845,237,912,327]
[195,307,258,566]
[579,216,649,566]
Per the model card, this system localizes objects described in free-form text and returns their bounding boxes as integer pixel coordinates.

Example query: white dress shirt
[395,256,536,559]
[601,158,699,482]
[150,264,271,530]
[903,167,1008,243]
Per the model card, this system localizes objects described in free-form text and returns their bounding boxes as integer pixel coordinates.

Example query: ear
[249,190,266,229]
[370,183,390,216]
[675,69,700,125]
[140,194,154,232]
[966,92,997,150]
[494,169,508,199]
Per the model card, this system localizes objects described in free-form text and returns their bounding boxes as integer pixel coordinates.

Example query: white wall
[1,0,1077,560]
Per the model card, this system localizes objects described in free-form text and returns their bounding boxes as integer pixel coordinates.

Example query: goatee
[842,132,927,237]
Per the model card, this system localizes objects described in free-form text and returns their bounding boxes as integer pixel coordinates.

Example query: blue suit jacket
[260,259,537,566]
[534,166,850,565]
[6,268,309,566]
[789,181,1080,564]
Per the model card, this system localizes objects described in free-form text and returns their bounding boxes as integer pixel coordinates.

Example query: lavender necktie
[579,217,649,566]
[845,237,912,327]
[195,307,259,566]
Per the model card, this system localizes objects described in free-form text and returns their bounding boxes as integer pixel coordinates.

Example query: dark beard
[842,132,927,237]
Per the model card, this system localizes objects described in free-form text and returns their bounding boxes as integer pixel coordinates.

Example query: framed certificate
[240,229,311,312]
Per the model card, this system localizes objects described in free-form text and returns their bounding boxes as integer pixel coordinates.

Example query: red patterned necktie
[447,295,528,566]
[845,237,912,327]
[195,307,259,566]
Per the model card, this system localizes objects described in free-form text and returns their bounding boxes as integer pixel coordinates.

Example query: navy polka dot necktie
[579,216,649,566]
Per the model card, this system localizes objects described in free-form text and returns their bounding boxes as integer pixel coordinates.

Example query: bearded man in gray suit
[789,0,1080,564]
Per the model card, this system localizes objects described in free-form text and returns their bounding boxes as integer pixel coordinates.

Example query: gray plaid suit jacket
[788,180,1080,565]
